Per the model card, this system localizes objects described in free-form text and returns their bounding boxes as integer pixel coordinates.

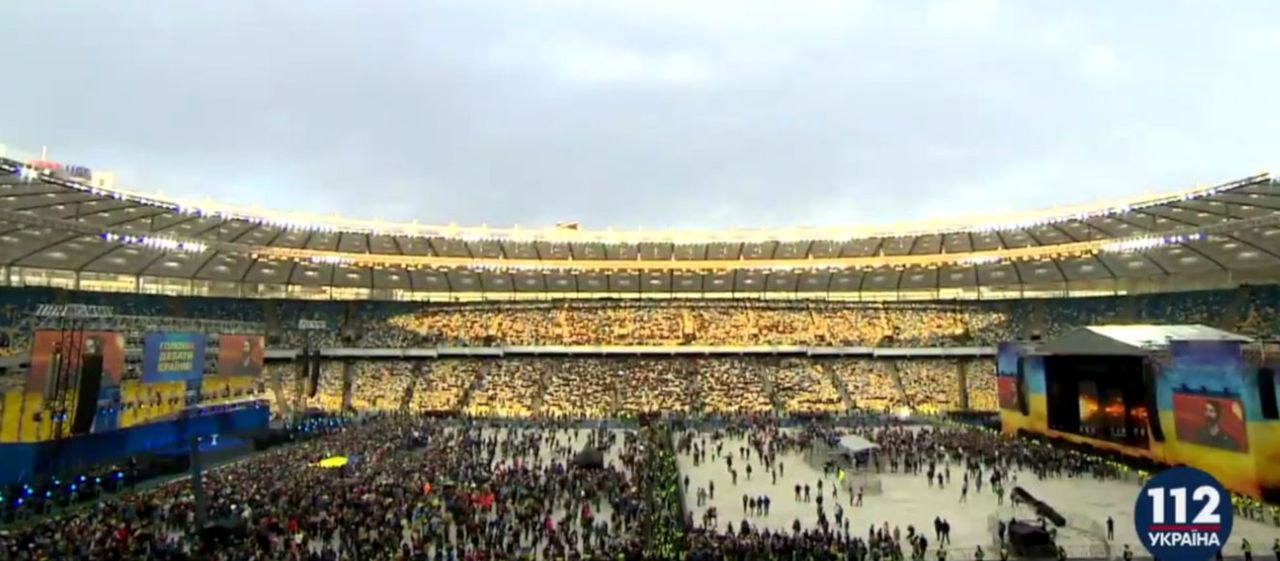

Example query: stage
[998,325,1280,499]
[0,402,269,485]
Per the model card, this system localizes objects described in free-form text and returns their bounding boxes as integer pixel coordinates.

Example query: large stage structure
[998,325,1280,500]
[0,304,270,485]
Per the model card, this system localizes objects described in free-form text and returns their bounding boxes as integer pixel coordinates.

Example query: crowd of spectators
[770,359,845,414]
[617,359,694,415]
[465,360,545,418]
[412,360,480,412]
[964,361,999,412]
[694,358,775,415]
[896,360,963,413]
[386,301,1007,348]
[0,415,664,560]
[3,286,1280,355]
[829,360,902,412]
[540,359,618,419]
[257,357,990,419]
[0,284,1271,425]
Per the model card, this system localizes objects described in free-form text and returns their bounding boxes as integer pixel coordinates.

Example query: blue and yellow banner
[142,332,206,383]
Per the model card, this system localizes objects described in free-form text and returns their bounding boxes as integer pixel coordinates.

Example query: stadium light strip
[100,233,208,253]
[1,155,1270,244]
[1099,233,1205,254]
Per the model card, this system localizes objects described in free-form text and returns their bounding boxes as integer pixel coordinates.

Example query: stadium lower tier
[259,356,994,419]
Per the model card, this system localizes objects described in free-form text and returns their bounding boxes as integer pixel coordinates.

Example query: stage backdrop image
[9,330,127,442]
[217,335,264,377]
[998,352,1047,434]
[26,330,125,397]
[1160,340,1265,494]
[1262,352,1280,500]
[996,342,1020,410]
[142,332,207,383]
[1173,392,1248,453]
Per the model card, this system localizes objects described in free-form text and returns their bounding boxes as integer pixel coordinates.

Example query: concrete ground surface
[677,430,1279,559]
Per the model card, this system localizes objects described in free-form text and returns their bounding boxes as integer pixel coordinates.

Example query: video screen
[1173,392,1248,453]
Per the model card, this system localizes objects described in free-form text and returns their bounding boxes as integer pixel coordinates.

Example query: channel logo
[1134,466,1233,561]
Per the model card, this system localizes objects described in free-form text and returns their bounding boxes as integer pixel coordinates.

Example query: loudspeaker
[70,354,103,435]
[1015,358,1029,416]
[1143,360,1165,442]
[307,354,321,398]
[1259,368,1278,420]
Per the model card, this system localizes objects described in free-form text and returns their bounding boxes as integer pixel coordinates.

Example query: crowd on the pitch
[3,411,1279,560]
[1,415,656,560]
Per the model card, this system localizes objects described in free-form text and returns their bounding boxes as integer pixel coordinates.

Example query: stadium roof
[2,152,1279,297]
[1040,325,1252,355]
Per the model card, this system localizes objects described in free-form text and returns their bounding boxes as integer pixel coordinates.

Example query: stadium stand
[5,286,1280,355]
[4,162,1280,558]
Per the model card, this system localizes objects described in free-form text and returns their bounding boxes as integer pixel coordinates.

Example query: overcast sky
[2,0,1278,231]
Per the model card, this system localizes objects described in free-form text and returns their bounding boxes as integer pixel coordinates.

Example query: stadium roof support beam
[1212,193,1280,212]
[1067,219,1109,241]
[9,193,100,212]
[1221,233,1280,262]
[1021,229,1045,247]
[1047,223,1082,243]
[189,250,223,281]
[1108,212,1159,235]
[1168,201,1234,220]
[1046,257,1069,285]
[135,249,173,277]
[60,202,137,222]
[150,213,208,236]
[1129,211,1230,271]
[1091,253,1118,281]
[9,233,81,266]
[227,222,263,244]
[1140,254,1170,277]
[993,229,1013,251]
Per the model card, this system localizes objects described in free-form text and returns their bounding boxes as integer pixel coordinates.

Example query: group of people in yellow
[263,356,994,420]
[386,301,1003,347]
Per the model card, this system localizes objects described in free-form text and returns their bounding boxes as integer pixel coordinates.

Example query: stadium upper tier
[2,153,1279,297]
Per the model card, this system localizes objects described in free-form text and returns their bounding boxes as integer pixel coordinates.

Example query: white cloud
[1077,44,1118,81]
[926,0,998,29]
[5,0,1280,229]
[485,35,716,88]
[549,43,714,87]
[1248,27,1280,50]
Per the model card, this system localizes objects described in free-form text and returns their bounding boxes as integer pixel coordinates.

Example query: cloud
[1248,27,1280,50]
[496,38,715,88]
[1,0,1279,230]
[926,0,998,29]
[1077,44,1119,81]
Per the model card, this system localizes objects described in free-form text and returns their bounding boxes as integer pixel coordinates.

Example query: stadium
[1,142,1279,560]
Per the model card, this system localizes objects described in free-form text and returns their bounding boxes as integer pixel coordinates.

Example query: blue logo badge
[1134,466,1233,561]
